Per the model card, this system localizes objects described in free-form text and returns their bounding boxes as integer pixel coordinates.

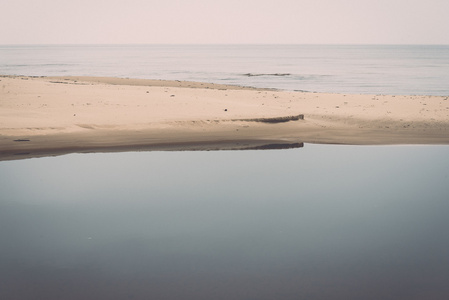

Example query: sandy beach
[1,75,449,160]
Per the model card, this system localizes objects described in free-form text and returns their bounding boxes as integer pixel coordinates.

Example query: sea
[1,45,449,300]
[1,44,449,95]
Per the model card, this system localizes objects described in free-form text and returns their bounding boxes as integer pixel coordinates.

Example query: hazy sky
[1,0,448,44]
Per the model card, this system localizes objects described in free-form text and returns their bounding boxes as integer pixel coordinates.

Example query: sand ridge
[1,75,449,160]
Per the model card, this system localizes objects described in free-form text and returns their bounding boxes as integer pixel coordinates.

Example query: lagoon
[1,144,449,299]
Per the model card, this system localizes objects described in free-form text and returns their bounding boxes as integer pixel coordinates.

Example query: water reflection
[0,140,304,162]
[1,144,449,299]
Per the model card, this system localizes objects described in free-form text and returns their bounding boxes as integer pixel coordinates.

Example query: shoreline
[1,75,449,161]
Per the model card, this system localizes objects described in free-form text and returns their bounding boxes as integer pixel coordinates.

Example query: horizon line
[1,43,449,46]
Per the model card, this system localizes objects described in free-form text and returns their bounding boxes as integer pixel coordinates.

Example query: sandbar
[1,75,449,161]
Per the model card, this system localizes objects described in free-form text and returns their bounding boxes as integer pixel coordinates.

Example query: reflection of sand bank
[1,76,449,160]
[1,138,305,161]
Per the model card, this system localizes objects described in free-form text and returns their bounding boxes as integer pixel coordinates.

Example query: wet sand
[1,75,449,160]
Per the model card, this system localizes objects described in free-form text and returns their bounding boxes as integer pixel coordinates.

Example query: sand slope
[1,75,448,160]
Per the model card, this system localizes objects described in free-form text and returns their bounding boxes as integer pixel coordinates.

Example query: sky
[0,0,448,44]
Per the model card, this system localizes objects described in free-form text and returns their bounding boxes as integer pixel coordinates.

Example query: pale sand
[1,75,449,160]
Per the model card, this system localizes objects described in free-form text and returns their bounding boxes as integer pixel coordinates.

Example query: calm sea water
[1,144,449,299]
[1,44,449,95]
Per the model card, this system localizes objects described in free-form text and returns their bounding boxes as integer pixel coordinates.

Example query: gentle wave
[242,73,292,77]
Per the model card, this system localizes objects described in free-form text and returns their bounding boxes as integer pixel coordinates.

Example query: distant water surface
[1,144,449,299]
[1,44,449,95]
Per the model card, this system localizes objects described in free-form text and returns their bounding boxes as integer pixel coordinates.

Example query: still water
[1,144,449,299]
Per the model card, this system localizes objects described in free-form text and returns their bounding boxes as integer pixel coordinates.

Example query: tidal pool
[1,144,448,300]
